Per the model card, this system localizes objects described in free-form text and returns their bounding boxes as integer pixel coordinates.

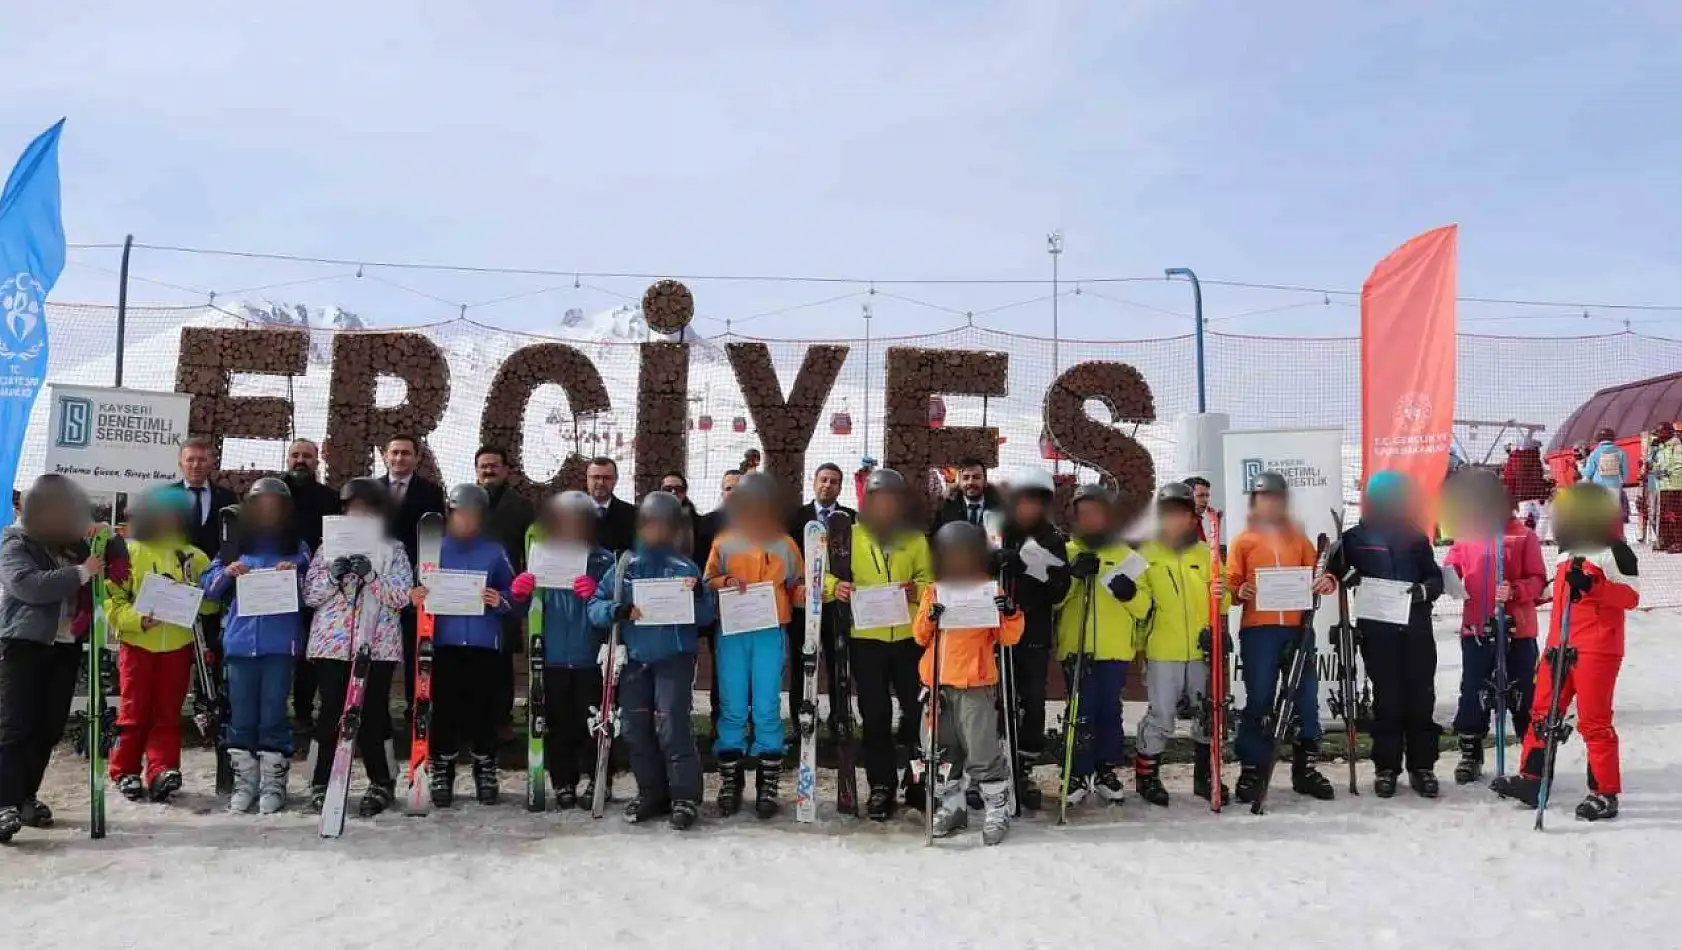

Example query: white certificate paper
[235,568,299,617]
[321,515,382,560]
[134,573,205,628]
[717,582,781,635]
[419,568,488,617]
[1018,536,1065,582]
[1254,567,1313,612]
[633,577,696,626]
[851,583,912,630]
[529,542,589,589]
[1354,577,1414,625]
[1101,550,1151,590]
[935,581,999,629]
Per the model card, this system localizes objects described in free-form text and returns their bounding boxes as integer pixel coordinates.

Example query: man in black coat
[378,435,447,713]
[477,446,536,737]
[586,457,637,556]
[173,437,238,559]
[786,463,855,725]
[282,438,340,730]
[930,456,1004,534]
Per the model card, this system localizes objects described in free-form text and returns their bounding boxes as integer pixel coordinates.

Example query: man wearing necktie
[376,435,447,715]
[787,463,857,731]
[586,457,637,556]
[931,456,1002,537]
[173,437,237,559]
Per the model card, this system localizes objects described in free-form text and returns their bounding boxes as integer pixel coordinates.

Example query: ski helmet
[1363,470,1411,507]
[1553,482,1621,549]
[728,471,780,510]
[338,476,390,516]
[447,483,491,512]
[864,467,907,496]
[1070,483,1112,511]
[1008,467,1056,498]
[637,490,686,528]
[1154,481,1196,511]
[130,484,193,539]
[1247,471,1290,495]
[246,476,292,500]
[551,489,597,519]
[932,520,990,562]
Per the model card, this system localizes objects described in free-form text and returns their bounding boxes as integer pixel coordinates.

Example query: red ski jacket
[1548,544,1639,656]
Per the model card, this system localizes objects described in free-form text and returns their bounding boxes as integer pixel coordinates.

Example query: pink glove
[511,572,537,602]
[572,574,599,600]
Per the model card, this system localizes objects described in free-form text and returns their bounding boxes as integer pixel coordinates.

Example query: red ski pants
[109,644,195,782]
[1521,649,1622,793]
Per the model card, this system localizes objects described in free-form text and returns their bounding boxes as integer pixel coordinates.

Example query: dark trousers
[1069,658,1128,776]
[620,653,701,805]
[542,666,603,789]
[310,657,396,789]
[851,638,922,790]
[1011,645,1050,759]
[0,641,81,808]
[401,608,417,713]
[1453,635,1540,737]
[1358,622,1440,773]
[1236,625,1322,766]
[430,645,503,760]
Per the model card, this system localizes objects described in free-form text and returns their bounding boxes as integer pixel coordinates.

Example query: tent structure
[1548,370,1682,452]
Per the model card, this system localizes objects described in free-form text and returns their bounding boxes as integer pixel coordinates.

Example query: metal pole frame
[1165,267,1206,413]
[115,234,134,388]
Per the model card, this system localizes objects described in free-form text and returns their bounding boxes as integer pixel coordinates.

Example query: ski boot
[1063,774,1092,807]
[308,785,329,813]
[1233,765,1261,804]
[1192,744,1229,803]
[716,751,745,817]
[429,754,457,808]
[1408,769,1440,799]
[1094,767,1126,804]
[1290,741,1335,800]
[1453,734,1484,785]
[1134,755,1170,807]
[623,795,671,824]
[1491,748,1548,808]
[0,806,20,843]
[149,769,184,803]
[258,751,291,815]
[1575,793,1618,822]
[583,774,610,807]
[966,786,984,811]
[116,774,146,802]
[1017,760,1043,811]
[902,769,927,814]
[359,782,395,818]
[228,749,260,813]
[754,754,782,820]
[1374,769,1399,798]
[471,754,500,805]
[18,798,53,829]
[554,783,579,810]
[980,780,1011,846]
[930,781,969,838]
[865,784,895,821]
[669,799,699,831]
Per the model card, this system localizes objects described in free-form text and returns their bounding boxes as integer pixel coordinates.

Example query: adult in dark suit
[786,463,855,728]
[929,456,1003,534]
[282,438,341,730]
[478,446,535,735]
[586,457,637,556]
[378,435,447,713]
[174,437,238,560]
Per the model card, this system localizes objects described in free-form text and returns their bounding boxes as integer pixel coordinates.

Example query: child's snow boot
[0,806,20,843]
[930,781,969,837]
[228,749,260,813]
[1453,733,1483,785]
[1374,769,1399,798]
[980,780,1011,846]
[1575,793,1618,822]
[18,798,53,828]
[1134,754,1170,807]
[716,751,745,817]
[1094,767,1126,804]
[1234,765,1261,804]
[359,782,395,819]
[669,799,699,831]
[429,753,457,808]
[1290,740,1335,800]
[865,784,894,821]
[754,754,782,820]
[258,751,291,814]
[472,754,500,805]
[1408,769,1440,799]
[149,769,183,803]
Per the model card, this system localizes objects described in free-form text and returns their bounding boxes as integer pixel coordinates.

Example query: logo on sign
[1393,391,1433,434]
[55,396,92,448]
[0,272,47,366]
[1240,457,1264,485]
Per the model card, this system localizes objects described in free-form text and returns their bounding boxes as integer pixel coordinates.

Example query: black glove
[1408,583,1428,603]
[329,557,353,583]
[613,602,636,622]
[1340,569,1362,590]
[1196,626,1234,656]
[1069,553,1101,580]
[928,602,946,625]
[1106,573,1137,602]
[990,548,1024,577]
[347,554,374,579]
[994,593,1018,617]
[1566,558,1595,599]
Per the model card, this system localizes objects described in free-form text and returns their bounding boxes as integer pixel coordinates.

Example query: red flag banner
[1361,225,1458,512]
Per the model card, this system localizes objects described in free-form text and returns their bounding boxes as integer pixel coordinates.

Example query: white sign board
[44,385,192,494]
[1220,427,1345,630]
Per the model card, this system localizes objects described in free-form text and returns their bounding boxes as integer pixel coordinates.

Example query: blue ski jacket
[429,534,517,650]
[588,545,715,664]
[540,545,618,668]
[1330,518,1443,631]
[202,540,312,658]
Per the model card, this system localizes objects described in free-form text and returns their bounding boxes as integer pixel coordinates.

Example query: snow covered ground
[4,611,1680,950]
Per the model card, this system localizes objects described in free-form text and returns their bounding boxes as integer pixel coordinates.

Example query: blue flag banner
[0,120,67,529]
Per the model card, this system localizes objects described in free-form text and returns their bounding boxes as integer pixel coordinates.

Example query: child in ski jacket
[201,477,311,814]
[411,484,517,807]
[587,491,715,828]
[916,520,1024,844]
[1494,483,1637,821]
[702,472,804,818]
[520,491,616,805]
[994,475,1070,808]
[104,486,218,804]
[1056,485,1149,804]
[1133,482,1229,805]
[303,477,413,817]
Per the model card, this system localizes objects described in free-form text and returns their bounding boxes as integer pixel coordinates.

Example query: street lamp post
[1164,267,1207,413]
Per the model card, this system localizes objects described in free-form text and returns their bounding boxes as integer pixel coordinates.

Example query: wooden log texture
[322,332,450,486]
[175,326,309,490]
[1043,361,1157,527]
[726,342,848,504]
[641,279,695,334]
[634,341,690,497]
[479,341,613,504]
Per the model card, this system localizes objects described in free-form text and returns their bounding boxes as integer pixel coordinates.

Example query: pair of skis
[1532,558,1583,832]
[982,512,1021,817]
[83,528,115,839]
[589,551,634,818]
[407,512,445,811]
[319,558,375,838]
[1327,509,1362,797]
[1481,535,1515,779]
[794,520,828,823]
[1205,511,1230,813]
[1248,532,1332,815]
[1057,576,1097,825]
[825,512,860,816]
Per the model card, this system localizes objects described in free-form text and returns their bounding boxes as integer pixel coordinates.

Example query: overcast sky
[8,1,1680,339]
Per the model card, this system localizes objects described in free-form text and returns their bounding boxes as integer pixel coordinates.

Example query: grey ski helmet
[1247,471,1290,496]
[728,471,780,509]
[246,476,292,500]
[1008,467,1056,498]
[551,489,597,518]
[1154,481,1196,510]
[637,490,686,527]
[933,519,990,560]
[338,477,389,515]
[447,483,492,511]
[864,467,907,496]
[1070,483,1112,510]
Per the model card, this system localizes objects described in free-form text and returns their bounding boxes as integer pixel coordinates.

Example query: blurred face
[941,546,988,580]
[1158,506,1197,542]
[248,495,286,529]
[448,507,483,538]
[958,466,986,500]
[1073,500,1109,538]
[1252,493,1289,521]
[1012,493,1047,527]
[729,496,779,540]
[1190,483,1211,514]
[179,444,213,485]
[813,469,841,505]
[384,439,418,478]
[586,462,617,503]
[287,440,320,477]
[344,498,382,519]
[863,491,903,531]
[476,452,509,489]
[639,518,676,548]
[30,492,85,543]
[556,508,595,543]
[719,472,740,501]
